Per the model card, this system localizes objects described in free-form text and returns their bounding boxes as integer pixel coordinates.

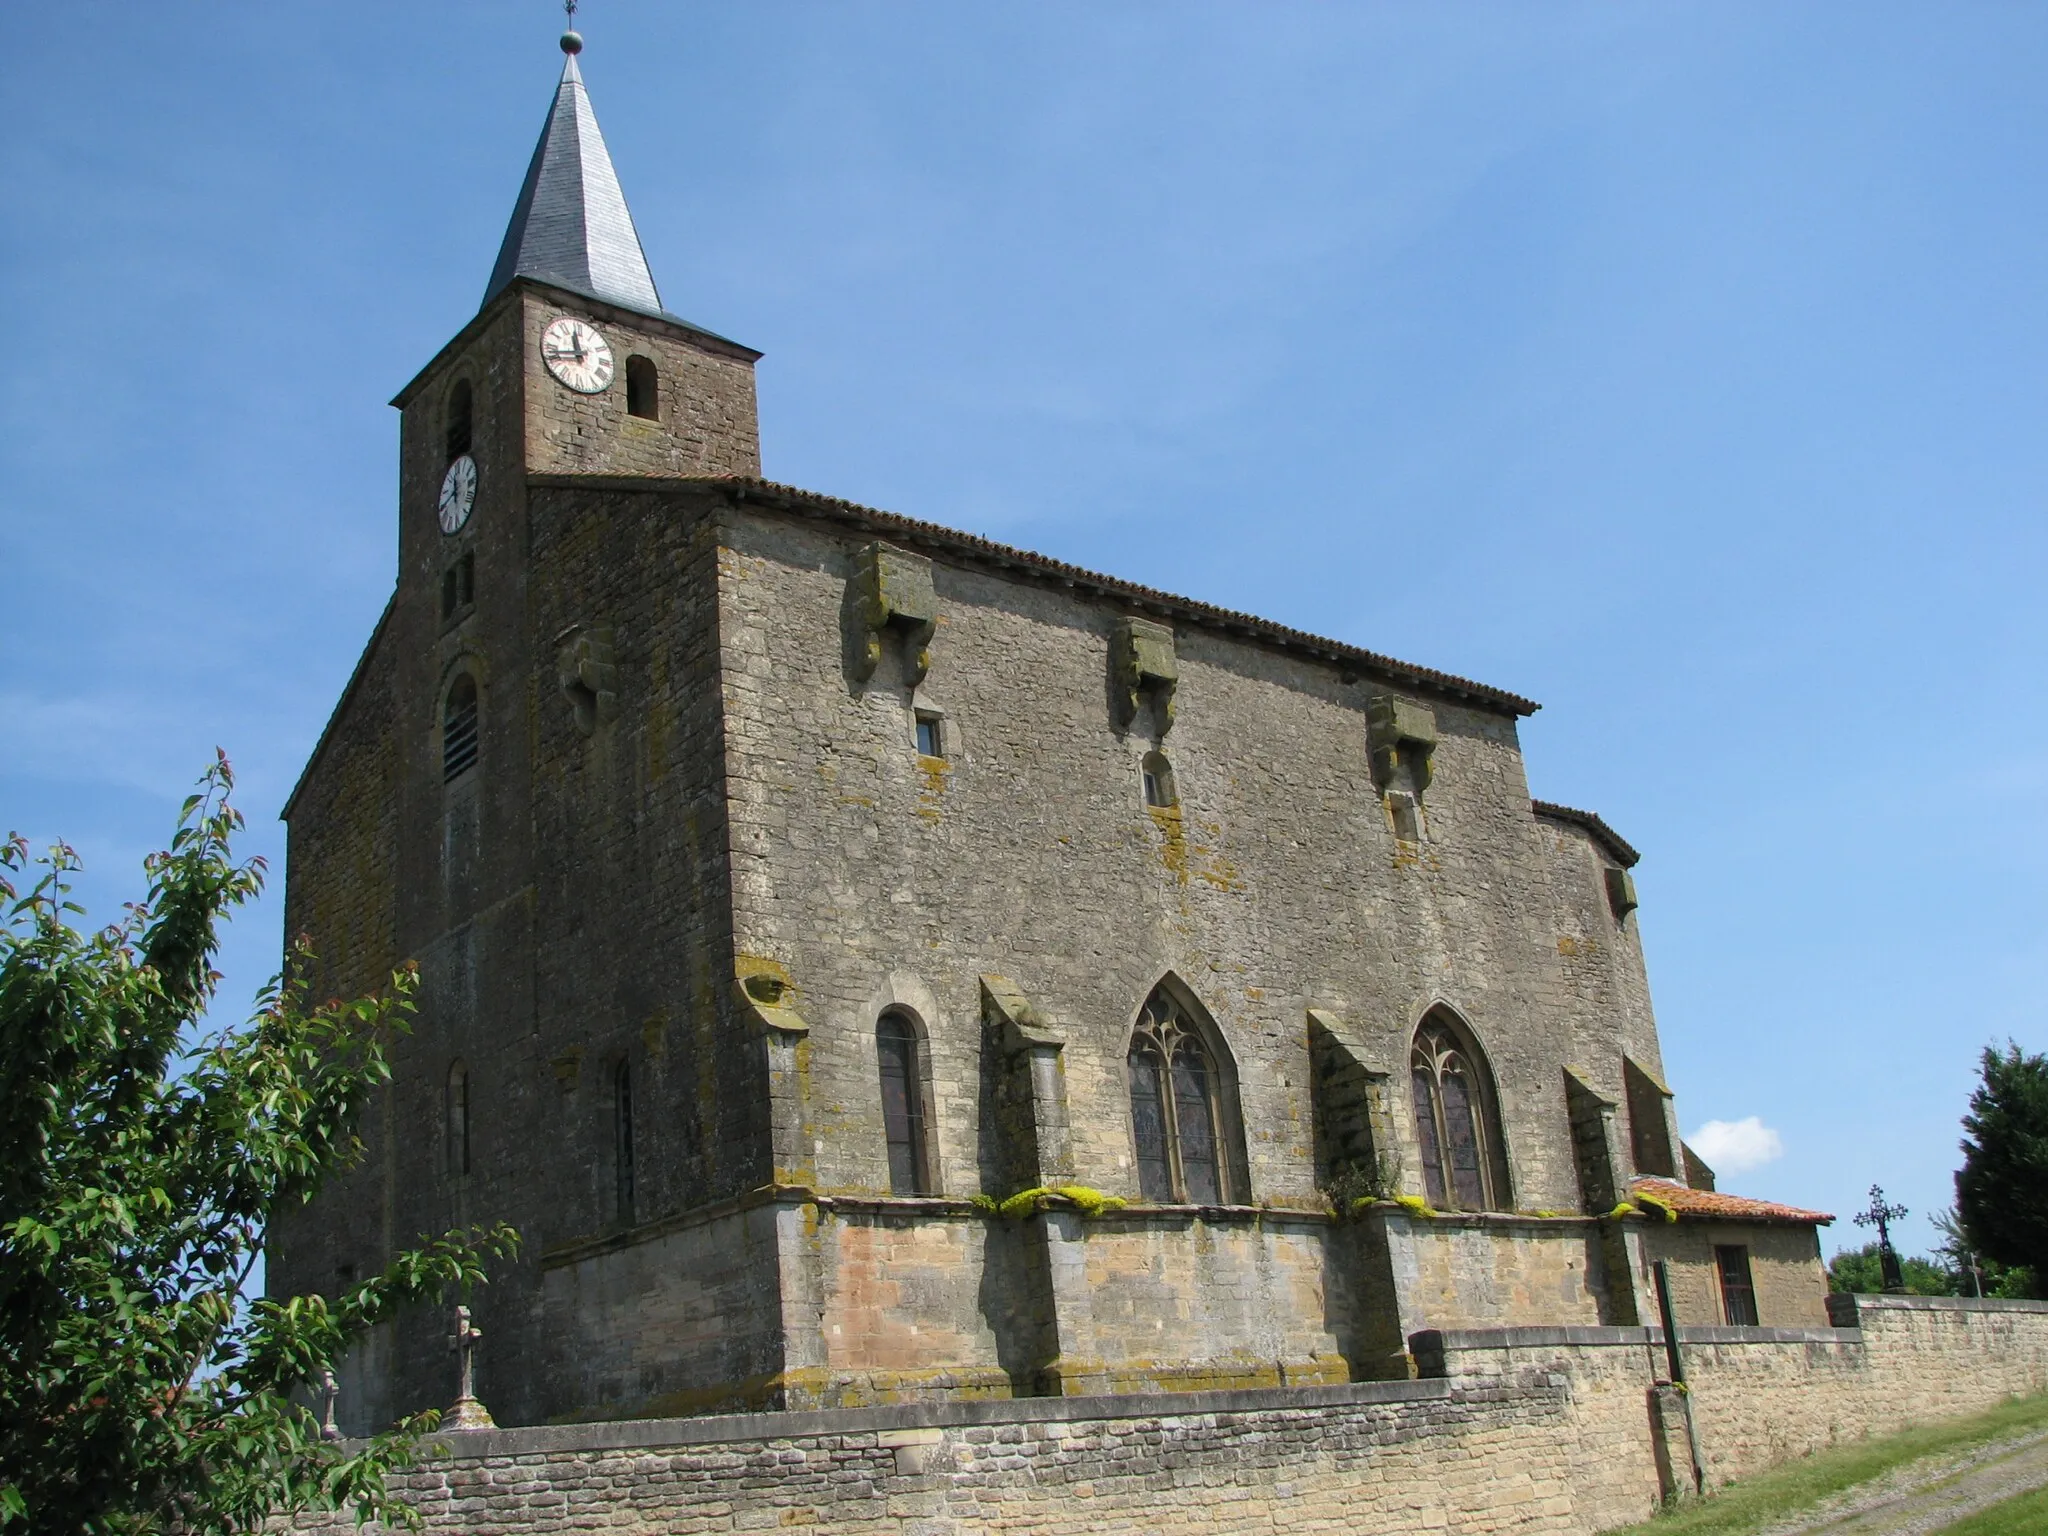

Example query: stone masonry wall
[285,1295,2048,1536]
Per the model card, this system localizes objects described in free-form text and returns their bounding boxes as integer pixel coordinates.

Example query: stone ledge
[410,1378,1451,1461]
[1830,1292,2048,1317]
[1414,1324,1861,1357]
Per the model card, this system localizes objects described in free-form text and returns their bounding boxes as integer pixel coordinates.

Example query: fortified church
[275,29,1835,1435]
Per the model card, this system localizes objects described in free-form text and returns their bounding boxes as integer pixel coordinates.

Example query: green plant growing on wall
[1392,1193,1438,1218]
[1632,1190,1679,1223]
[0,757,518,1536]
[1323,1152,1403,1215]
[989,1185,1129,1220]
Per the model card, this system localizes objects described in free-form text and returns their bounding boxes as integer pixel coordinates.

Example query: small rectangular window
[441,567,458,620]
[914,712,943,759]
[1716,1244,1759,1326]
[458,551,475,606]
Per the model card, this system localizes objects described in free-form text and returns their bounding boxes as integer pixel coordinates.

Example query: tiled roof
[1631,1177,1833,1227]
[1531,801,1640,868]
[701,477,1543,717]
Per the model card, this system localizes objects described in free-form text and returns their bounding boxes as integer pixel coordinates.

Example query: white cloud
[1688,1116,1784,1176]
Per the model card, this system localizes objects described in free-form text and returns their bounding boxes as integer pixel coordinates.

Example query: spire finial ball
[561,30,583,55]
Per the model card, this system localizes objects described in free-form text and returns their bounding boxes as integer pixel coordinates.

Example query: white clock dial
[541,316,615,394]
[438,454,478,535]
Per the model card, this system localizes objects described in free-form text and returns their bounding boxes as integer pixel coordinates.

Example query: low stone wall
[292,1295,2048,1536]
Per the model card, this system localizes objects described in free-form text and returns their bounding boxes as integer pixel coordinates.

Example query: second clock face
[541,316,615,394]
[439,454,478,535]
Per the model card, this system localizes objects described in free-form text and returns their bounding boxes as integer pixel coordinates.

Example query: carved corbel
[1111,616,1178,734]
[736,960,809,1037]
[555,623,618,736]
[850,543,938,685]
[1366,694,1436,793]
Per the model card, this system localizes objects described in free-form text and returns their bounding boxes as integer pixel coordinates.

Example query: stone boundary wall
[288,1296,2048,1536]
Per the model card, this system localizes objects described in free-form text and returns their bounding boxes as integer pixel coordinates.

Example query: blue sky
[5,3,2044,1260]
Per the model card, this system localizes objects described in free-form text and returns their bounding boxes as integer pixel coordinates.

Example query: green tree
[0,757,515,1535]
[1955,1042,2048,1297]
[1826,1241,1957,1297]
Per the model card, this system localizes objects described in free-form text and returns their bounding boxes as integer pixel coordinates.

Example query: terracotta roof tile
[1631,1177,1833,1226]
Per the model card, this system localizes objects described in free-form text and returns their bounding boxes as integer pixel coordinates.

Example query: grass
[1931,1483,2048,1535]
[1607,1391,2048,1536]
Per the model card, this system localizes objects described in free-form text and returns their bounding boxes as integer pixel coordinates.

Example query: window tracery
[1127,988,1233,1205]
[1409,1014,1509,1211]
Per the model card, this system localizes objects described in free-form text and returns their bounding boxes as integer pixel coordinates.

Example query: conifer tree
[1954,1041,2048,1298]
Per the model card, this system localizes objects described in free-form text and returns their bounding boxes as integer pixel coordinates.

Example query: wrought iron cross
[1854,1184,1910,1292]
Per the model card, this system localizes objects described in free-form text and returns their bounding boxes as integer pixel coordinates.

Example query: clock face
[439,454,478,535]
[541,316,615,394]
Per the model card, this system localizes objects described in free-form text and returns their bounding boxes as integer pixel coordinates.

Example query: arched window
[1127,986,1241,1205]
[877,1011,930,1195]
[445,379,473,459]
[1409,1012,1510,1211]
[442,673,479,782]
[613,1059,636,1225]
[626,355,659,421]
[1141,751,1177,809]
[446,1060,470,1177]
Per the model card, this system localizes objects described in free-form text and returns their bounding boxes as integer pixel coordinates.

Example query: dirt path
[1750,1426,2048,1535]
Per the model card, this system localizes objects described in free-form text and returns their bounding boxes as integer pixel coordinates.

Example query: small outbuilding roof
[1631,1177,1833,1227]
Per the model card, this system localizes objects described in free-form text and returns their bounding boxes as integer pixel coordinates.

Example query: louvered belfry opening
[443,674,480,782]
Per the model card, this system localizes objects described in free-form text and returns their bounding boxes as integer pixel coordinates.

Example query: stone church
[273,33,1832,1435]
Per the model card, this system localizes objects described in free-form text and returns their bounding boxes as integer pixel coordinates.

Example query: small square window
[914,713,943,759]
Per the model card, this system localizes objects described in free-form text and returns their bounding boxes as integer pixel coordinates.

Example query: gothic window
[445,379,473,459]
[1716,1244,1759,1326]
[877,1012,931,1194]
[446,1060,470,1177]
[1127,986,1240,1205]
[1141,751,1177,809]
[442,673,479,782]
[613,1059,636,1225]
[1409,1012,1510,1211]
[626,355,659,420]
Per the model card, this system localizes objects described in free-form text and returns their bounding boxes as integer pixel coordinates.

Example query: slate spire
[484,30,664,317]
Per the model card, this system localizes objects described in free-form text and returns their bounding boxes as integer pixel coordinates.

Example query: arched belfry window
[1409,1012,1510,1211]
[626,355,659,421]
[877,1011,931,1195]
[445,379,473,460]
[442,673,479,782]
[1127,985,1243,1205]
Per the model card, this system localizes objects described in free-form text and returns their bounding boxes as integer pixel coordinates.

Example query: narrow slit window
[441,567,458,621]
[446,1061,470,1177]
[877,1012,930,1194]
[626,355,659,421]
[442,674,479,782]
[1716,1244,1759,1326]
[458,551,474,606]
[1141,751,1177,809]
[613,1060,636,1225]
[914,712,943,759]
[445,379,473,459]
